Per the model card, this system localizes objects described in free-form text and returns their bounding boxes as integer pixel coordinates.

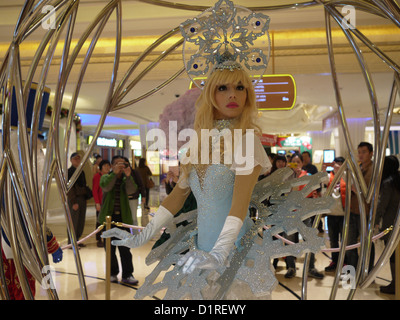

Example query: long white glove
[101,206,173,248]
[177,215,243,274]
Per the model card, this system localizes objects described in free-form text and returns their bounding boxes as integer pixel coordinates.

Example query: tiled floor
[35,191,396,300]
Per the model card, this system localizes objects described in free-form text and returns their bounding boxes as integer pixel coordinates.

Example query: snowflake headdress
[180,0,271,88]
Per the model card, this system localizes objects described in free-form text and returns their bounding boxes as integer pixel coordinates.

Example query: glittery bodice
[188,164,254,252]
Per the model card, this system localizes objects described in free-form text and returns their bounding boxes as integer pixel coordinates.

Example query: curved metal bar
[12,49,48,265]
[5,143,46,272]
[320,0,386,18]
[54,0,120,190]
[361,204,400,288]
[63,6,115,184]
[42,3,79,201]
[325,3,400,284]
[359,73,400,288]
[346,28,400,74]
[329,162,352,300]
[301,160,347,299]
[137,0,320,12]
[4,161,34,300]
[13,0,54,43]
[326,4,382,205]
[360,72,400,283]
[346,168,368,300]
[112,26,182,107]
[0,162,11,300]
[322,4,367,196]
[29,2,79,184]
[372,0,400,28]
[53,162,88,300]
[14,0,70,43]
[323,6,375,290]
[66,1,123,187]
[113,38,184,110]
[115,67,186,109]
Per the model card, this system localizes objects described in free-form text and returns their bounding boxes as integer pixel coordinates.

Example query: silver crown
[180,0,271,87]
[214,51,243,71]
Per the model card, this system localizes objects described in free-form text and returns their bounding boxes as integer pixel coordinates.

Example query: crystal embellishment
[180,0,271,86]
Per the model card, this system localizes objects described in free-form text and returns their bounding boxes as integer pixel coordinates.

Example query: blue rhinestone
[256,21,261,26]
[256,58,261,63]
[190,27,196,33]
[193,64,198,69]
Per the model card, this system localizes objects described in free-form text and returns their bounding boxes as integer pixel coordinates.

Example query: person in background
[137,158,153,210]
[92,159,111,247]
[165,169,179,194]
[98,155,138,285]
[67,152,90,247]
[347,142,375,271]
[375,155,400,294]
[323,156,347,272]
[270,154,288,175]
[123,157,146,235]
[1,227,62,299]
[286,154,292,163]
[301,151,318,175]
[92,154,102,176]
[284,153,324,280]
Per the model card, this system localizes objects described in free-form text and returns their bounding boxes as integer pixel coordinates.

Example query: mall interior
[0,0,400,301]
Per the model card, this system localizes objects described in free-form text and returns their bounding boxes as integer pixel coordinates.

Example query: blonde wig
[179,68,261,181]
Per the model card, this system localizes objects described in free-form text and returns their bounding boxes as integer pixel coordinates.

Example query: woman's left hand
[177,250,222,274]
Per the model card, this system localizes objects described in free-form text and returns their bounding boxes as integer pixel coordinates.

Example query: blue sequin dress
[188,164,256,252]
[134,130,272,300]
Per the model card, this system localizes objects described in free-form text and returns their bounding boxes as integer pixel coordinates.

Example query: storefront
[87,135,125,162]
[261,134,313,158]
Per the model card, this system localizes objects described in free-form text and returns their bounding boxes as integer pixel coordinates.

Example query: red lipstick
[226,102,239,108]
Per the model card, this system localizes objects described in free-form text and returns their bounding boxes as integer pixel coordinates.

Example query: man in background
[302,151,318,175]
[67,152,90,247]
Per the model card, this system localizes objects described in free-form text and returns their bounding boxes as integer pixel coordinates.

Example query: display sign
[260,134,278,146]
[190,74,296,110]
[87,135,124,148]
[255,74,296,110]
[281,136,312,150]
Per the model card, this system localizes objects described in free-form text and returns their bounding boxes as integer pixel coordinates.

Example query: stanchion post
[105,216,112,300]
[396,242,400,300]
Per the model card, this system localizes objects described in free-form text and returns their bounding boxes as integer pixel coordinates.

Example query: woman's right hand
[101,205,174,249]
[101,228,139,248]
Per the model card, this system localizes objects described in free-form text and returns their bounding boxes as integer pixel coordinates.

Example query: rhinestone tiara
[180,0,271,88]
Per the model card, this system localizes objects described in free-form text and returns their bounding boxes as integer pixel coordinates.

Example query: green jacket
[98,172,137,225]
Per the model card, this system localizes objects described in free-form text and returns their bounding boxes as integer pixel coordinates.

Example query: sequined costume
[134,129,334,299]
[135,123,275,299]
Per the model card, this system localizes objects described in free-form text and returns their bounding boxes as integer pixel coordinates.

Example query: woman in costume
[102,0,277,299]
[102,60,271,298]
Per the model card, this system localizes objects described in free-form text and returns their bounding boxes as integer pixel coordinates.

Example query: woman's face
[213,82,247,120]
[333,161,342,174]
[291,156,303,173]
[276,159,286,169]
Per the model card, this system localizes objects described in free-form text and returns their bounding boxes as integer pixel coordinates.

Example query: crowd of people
[263,143,399,294]
[66,153,152,286]
[62,139,399,296]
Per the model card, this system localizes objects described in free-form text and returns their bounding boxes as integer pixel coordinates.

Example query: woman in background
[375,155,400,294]
[137,158,152,210]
